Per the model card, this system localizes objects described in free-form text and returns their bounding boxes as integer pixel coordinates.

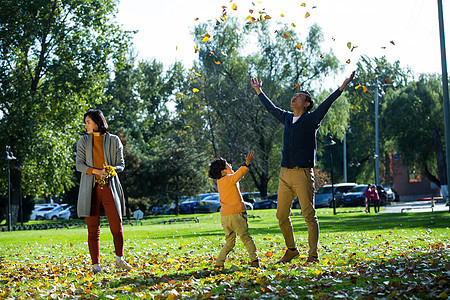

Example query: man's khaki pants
[277,167,319,258]
[216,212,258,266]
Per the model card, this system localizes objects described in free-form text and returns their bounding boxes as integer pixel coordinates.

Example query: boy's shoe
[276,249,299,264]
[116,260,132,271]
[306,256,319,264]
[250,259,260,268]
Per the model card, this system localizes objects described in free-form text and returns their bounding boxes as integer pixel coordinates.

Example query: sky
[116,0,450,89]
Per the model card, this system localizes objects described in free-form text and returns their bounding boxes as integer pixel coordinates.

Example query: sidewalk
[380,200,449,213]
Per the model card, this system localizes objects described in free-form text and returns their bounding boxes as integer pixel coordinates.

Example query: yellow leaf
[347,42,352,49]
[202,33,210,42]
[264,15,272,20]
[193,88,199,93]
[439,292,448,298]
[215,61,221,65]
[301,3,306,7]
[194,18,199,21]
[346,59,351,64]
[355,84,362,90]
[194,45,200,53]
[231,3,237,10]
[295,44,302,50]
[305,12,310,18]
[280,14,285,17]
[363,86,368,93]
[291,23,296,27]
[195,72,201,77]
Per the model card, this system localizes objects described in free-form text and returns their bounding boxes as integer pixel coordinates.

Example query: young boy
[208,151,259,268]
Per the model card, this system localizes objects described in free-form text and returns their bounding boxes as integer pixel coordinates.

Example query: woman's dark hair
[84,109,108,134]
[208,158,227,179]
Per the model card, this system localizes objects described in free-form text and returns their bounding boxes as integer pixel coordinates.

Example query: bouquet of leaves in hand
[94,165,117,188]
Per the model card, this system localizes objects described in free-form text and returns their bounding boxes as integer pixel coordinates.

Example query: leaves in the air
[385,78,391,84]
[296,44,302,50]
[347,42,358,52]
[202,33,211,42]
[305,12,310,18]
[192,88,199,93]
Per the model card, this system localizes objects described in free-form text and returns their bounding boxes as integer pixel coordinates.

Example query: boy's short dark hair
[209,158,227,179]
[84,109,109,134]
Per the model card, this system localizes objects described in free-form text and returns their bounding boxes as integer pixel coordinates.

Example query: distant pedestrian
[208,151,259,269]
[364,184,372,213]
[371,185,380,213]
[250,71,355,264]
[76,109,132,273]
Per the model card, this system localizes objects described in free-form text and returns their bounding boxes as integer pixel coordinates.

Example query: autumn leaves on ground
[0,210,449,299]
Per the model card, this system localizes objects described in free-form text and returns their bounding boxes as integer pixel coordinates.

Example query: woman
[76,109,132,273]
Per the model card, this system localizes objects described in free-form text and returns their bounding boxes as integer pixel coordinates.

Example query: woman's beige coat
[76,133,125,220]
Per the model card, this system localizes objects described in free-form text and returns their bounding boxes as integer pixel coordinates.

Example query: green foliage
[0,0,131,197]
[383,74,445,185]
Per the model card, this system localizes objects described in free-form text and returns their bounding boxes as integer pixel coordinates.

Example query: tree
[339,56,411,185]
[383,74,446,187]
[0,0,130,224]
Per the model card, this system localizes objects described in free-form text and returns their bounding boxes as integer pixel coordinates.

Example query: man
[250,71,355,264]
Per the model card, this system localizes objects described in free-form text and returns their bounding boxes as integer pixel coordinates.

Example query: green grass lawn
[1,208,449,299]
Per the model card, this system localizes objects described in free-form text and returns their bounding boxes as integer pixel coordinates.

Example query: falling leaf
[381,46,386,49]
[390,40,395,45]
[346,59,351,64]
[215,61,221,65]
[284,33,290,39]
[295,83,301,88]
[305,12,310,18]
[194,18,199,21]
[194,45,200,53]
[347,42,352,49]
[210,51,215,56]
[202,33,210,42]
[195,72,201,77]
[231,3,237,10]
[301,3,306,7]
[312,5,317,8]
[216,20,221,26]
[193,88,199,93]
[320,54,324,59]
[249,9,254,14]
[363,86,368,93]
[295,44,302,50]
[264,15,272,19]
[355,85,362,90]
[280,14,285,17]
[385,78,391,84]
[291,23,296,27]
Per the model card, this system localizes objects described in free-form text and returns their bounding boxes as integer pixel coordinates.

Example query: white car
[58,205,77,220]
[34,203,59,209]
[30,206,55,221]
[43,204,70,220]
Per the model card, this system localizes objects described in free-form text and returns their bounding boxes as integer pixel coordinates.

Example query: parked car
[341,184,367,207]
[194,194,220,213]
[316,183,357,208]
[382,186,396,202]
[253,194,277,209]
[34,203,59,209]
[44,204,70,220]
[58,205,77,220]
[242,192,261,204]
[30,206,55,221]
[179,197,199,214]
[193,193,253,213]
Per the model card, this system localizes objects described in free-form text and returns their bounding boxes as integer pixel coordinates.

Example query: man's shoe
[250,259,260,268]
[116,259,132,271]
[276,249,299,264]
[306,256,319,264]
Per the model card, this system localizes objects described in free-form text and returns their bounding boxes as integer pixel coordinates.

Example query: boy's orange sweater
[217,165,249,216]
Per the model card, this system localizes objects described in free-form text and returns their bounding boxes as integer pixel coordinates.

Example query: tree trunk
[431,128,447,186]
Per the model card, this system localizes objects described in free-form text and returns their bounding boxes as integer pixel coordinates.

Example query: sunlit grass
[0,209,449,299]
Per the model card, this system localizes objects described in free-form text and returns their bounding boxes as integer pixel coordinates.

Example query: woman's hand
[339,71,356,91]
